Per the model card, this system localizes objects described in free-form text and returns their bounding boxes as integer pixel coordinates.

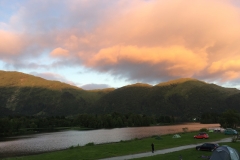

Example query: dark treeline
[200,110,240,129]
[0,113,175,137]
[0,116,73,137]
[73,113,175,129]
[1,110,239,138]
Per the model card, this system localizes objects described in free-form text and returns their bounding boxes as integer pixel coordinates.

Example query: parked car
[194,132,209,139]
[196,143,219,151]
[224,128,238,135]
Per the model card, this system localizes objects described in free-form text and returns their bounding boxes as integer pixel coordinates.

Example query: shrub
[69,144,80,149]
[182,127,188,133]
[85,142,95,146]
[151,135,158,138]
[155,136,162,140]
[199,128,208,132]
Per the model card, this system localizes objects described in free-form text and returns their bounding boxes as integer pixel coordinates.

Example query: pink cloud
[0,30,25,55]
[50,47,70,57]
[209,60,240,73]
[223,71,239,81]
[85,45,208,78]
[208,59,240,81]
[1,0,240,85]
[74,0,240,82]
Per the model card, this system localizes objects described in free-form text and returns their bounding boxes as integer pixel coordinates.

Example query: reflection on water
[0,123,219,157]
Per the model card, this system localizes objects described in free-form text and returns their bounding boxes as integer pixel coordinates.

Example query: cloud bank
[81,83,111,90]
[1,0,240,87]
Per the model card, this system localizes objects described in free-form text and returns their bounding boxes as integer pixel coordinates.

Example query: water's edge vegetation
[1,109,239,138]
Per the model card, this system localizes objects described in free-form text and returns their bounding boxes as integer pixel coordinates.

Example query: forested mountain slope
[1,70,240,120]
[88,78,240,121]
[0,70,113,116]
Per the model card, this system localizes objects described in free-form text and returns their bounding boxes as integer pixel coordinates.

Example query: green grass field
[134,142,240,160]
[3,131,237,160]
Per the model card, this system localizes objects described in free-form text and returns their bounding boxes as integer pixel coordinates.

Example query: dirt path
[99,138,231,160]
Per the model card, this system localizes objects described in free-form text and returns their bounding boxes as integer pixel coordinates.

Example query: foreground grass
[134,142,240,160]
[3,132,233,160]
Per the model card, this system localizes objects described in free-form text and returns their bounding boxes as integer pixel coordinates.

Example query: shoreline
[0,131,193,159]
[0,123,220,159]
[0,122,208,139]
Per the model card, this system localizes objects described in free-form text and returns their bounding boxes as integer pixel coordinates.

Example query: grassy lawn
[134,142,240,160]
[3,132,234,160]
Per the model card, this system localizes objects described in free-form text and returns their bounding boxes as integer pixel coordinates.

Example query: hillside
[1,70,240,120]
[88,78,240,121]
[0,70,112,116]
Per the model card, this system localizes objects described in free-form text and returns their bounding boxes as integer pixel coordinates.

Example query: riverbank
[2,131,234,160]
[0,122,217,139]
[0,123,220,157]
[0,127,96,140]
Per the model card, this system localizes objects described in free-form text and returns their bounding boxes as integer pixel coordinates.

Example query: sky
[0,0,240,90]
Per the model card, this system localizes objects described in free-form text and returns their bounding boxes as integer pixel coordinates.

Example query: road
[99,138,231,160]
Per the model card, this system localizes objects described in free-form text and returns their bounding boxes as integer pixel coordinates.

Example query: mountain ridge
[0,70,240,120]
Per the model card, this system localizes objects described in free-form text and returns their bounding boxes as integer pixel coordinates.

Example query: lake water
[0,123,219,158]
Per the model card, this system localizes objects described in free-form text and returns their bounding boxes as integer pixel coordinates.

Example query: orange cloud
[208,59,240,73]
[207,59,240,82]
[76,0,240,81]
[1,0,240,85]
[50,47,70,57]
[223,71,239,81]
[95,0,240,48]
[85,45,208,77]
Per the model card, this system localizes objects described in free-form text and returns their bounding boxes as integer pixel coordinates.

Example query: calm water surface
[0,123,219,157]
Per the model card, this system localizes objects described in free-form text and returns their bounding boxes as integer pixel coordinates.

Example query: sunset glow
[0,0,240,89]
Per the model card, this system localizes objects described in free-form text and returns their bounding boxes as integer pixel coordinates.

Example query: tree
[219,110,240,128]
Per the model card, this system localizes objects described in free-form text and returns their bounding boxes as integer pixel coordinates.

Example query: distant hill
[1,70,240,121]
[0,70,112,116]
[87,78,240,121]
